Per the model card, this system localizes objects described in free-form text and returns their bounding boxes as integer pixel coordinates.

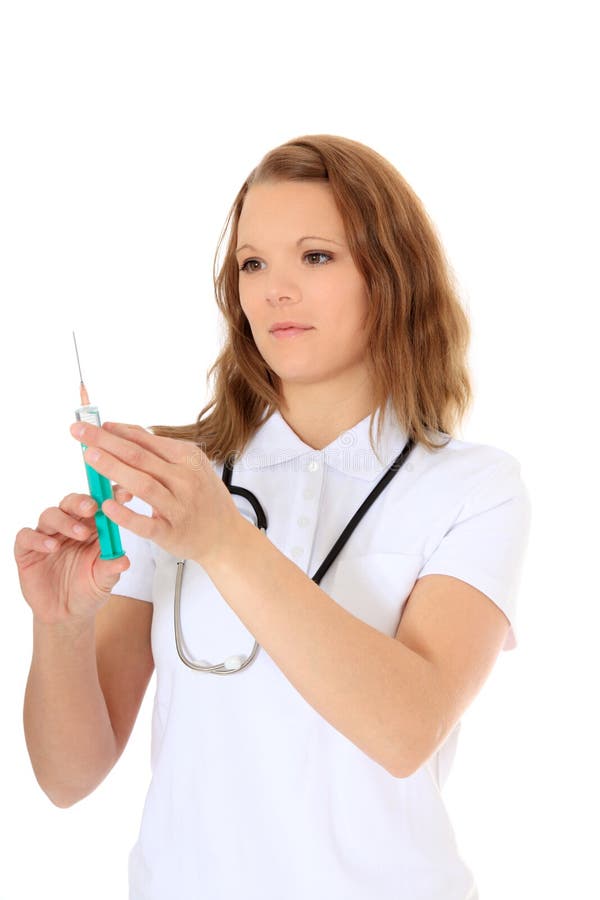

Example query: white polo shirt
[111,402,531,900]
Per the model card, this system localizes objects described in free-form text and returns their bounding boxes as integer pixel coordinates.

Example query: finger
[15,526,63,556]
[70,418,172,487]
[79,442,173,519]
[37,506,96,542]
[58,493,98,518]
[112,484,133,503]
[106,423,208,470]
[97,495,157,541]
[70,420,184,466]
[70,421,180,503]
[103,422,148,433]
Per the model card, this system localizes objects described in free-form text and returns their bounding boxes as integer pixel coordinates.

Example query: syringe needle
[72,330,90,406]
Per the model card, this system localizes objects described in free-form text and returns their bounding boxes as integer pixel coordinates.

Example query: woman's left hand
[69,420,242,566]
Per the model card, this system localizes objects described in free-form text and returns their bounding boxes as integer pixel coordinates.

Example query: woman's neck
[279,375,378,450]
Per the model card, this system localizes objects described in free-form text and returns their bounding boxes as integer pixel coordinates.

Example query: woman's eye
[239,259,262,273]
[239,252,332,273]
[305,252,332,265]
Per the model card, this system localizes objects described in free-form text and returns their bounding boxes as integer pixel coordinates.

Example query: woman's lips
[270,326,315,339]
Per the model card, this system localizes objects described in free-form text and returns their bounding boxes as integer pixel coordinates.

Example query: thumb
[93,553,131,593]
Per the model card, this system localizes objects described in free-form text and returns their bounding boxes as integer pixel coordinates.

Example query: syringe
[72,331,125,560]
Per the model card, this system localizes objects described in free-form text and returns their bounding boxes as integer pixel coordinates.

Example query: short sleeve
[109,494,156,603]
[418,454,532,651]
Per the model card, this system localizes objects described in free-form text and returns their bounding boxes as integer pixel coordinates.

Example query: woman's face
[236,179,371,392]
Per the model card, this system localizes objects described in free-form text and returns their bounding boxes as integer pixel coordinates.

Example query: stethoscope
[174,437,416,675]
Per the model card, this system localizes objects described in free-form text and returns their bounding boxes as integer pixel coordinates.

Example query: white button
[307,459,320,472]
[303,487,315,500]
[297,515,310,527]
[291,545,303,559]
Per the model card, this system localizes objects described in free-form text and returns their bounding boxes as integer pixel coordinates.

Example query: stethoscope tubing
[173,438,415,674]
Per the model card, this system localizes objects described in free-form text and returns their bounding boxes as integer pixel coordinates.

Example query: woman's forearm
[200,517,439,778]
[23,616,118,808]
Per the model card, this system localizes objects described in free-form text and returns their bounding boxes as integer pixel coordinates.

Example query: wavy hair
[150,134,473,463]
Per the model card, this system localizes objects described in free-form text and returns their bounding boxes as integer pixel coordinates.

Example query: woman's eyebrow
[235,235,345,254]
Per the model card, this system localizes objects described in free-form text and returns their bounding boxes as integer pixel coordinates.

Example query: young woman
[17,134,531,899]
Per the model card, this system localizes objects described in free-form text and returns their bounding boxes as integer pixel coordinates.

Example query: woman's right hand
[14,489,134,625]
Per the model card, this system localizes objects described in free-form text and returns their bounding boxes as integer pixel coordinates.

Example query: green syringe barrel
[75,404,125,560]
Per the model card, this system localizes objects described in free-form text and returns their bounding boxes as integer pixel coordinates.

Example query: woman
[17,134,531,899]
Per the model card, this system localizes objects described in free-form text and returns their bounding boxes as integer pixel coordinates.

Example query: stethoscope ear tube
[222,454,268,530]
[311,438,415,586]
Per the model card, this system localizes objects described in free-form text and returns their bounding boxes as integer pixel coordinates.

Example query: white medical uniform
[112,401,531,900]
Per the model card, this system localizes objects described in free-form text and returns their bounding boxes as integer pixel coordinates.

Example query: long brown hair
[150,134,473,463]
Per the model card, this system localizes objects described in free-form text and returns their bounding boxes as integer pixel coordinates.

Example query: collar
[237,398,410,482]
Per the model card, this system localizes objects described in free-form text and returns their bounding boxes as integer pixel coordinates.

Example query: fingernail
[80,499,95,511]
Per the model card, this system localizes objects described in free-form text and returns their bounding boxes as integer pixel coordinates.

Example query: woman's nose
[264,269,299,303]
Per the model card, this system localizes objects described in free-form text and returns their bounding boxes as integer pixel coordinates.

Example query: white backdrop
[1,1,598,898]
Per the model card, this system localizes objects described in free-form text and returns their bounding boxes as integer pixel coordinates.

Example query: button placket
[288,455,323,569]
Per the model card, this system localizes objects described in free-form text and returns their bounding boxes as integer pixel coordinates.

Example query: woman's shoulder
[419,427,525,488]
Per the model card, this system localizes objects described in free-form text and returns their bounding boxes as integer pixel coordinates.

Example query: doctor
[18,133,531,900]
